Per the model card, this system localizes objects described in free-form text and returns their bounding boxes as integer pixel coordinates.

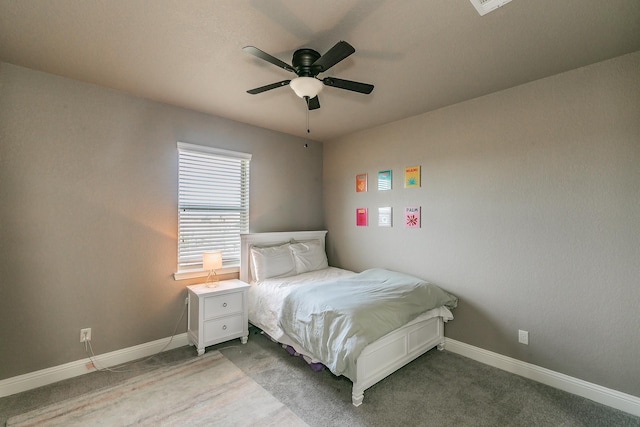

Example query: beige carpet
[6,351,308,426]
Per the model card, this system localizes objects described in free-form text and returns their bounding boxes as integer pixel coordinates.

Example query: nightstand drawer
[204,292,243,319]
[203,314,245,342]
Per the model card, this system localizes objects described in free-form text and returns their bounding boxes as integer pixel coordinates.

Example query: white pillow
[250,243,296,282]
[290,239,328,274]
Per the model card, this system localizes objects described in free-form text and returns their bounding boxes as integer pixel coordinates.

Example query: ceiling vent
[469,0,513,16]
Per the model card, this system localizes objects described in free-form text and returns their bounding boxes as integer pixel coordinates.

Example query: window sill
[173,266,239,281]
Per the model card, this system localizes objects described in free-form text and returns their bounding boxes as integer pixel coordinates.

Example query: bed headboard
[239,230,328,283]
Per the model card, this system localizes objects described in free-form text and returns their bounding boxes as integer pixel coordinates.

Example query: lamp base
[205,271,219,287]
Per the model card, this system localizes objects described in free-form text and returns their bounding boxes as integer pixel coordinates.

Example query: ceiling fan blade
[307,96,320,110]
[247,80,291,94]
[322,77,374,94]
[313,41,355,72]
[243,46,295,73]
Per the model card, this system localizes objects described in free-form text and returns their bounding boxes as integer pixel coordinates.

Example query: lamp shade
[202,251,223,271]
[289,77,323,99]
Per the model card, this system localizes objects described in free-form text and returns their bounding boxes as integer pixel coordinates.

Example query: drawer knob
[223,302,227,307]
[222,325,227,330]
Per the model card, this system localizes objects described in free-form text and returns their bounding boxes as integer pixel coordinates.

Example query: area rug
[6,351,308,426]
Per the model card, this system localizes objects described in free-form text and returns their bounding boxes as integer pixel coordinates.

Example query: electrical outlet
[518,329,529,345]
[80,328,92,342]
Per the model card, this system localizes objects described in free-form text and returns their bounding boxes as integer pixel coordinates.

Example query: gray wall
[0,62,324,379]
[323,52,640,397]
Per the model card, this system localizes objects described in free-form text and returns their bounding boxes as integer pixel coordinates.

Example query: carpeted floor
[2,326,639,426]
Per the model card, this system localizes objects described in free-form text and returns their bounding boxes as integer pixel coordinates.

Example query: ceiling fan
[243,41,374,111]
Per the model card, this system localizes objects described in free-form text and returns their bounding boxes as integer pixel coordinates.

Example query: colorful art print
[377,170,392,191]
[404,206,421,228]
[378,207,392,227]
[356,173,368,192]
[356,208,368,226]
[404,166,421,188]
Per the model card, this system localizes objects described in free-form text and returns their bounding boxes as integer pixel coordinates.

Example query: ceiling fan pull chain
[305,97,311,133]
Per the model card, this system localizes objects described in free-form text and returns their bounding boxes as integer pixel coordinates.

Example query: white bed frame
[240,231,446,406]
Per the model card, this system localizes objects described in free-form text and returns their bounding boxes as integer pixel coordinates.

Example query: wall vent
[469,0,513,16]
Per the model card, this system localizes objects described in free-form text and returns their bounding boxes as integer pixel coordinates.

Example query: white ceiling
[1,0,639,141]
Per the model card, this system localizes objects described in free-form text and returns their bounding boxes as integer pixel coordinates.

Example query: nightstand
[186,279,250,356]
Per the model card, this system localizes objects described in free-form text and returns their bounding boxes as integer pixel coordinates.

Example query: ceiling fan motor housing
[292,49,322,77]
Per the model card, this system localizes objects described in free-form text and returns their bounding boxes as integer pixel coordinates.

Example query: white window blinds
[177,142,251,270]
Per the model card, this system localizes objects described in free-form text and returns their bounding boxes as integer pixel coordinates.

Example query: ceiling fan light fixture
[290,77,323,99]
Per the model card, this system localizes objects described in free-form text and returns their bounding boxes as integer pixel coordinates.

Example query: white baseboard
[445,338,640,417]
[0,333,189,398]
[3,334,638,417]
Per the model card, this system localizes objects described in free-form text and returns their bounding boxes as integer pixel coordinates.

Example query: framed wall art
[378,207,392,227]
[404,206,421,228]
[404,166,421,188]
[356,208,368,226]
[378,170,392,191]
[356,173,367,193]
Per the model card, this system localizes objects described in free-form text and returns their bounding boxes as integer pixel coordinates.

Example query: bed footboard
[351,316,444,406]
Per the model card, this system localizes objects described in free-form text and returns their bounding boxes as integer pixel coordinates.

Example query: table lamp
[203,251,223,287]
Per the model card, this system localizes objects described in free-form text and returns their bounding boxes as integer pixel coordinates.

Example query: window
[177,142,251,272]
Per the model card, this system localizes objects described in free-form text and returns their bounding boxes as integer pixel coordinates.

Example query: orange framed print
[356,173,368,192]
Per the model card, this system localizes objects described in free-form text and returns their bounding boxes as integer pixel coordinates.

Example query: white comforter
[278,268,458,380]
[248,267,355,342]
[248,267,454,372]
